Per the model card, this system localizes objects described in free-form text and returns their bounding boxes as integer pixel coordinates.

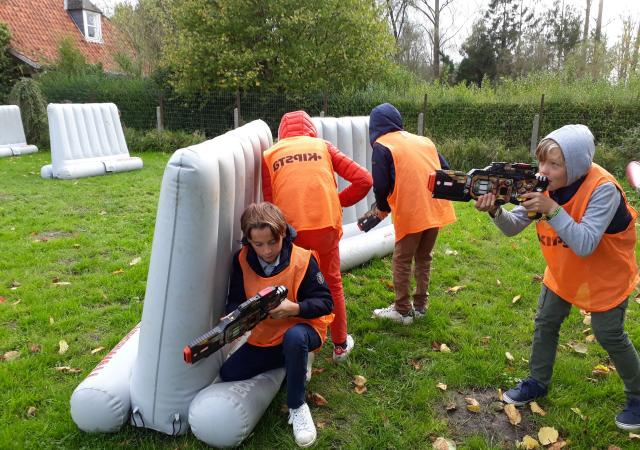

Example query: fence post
[538,94,545,134]
[417,113,424,136]
[420,93,428,136]
[530,114,540,156]
[234,108,240,129]
[156,106,164,132]
[320,110,325,117]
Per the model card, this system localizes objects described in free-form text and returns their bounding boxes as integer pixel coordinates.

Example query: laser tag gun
[427,162,549,219]
[626,161,640,193]
[357,202,382,232]
[183,285,288,364]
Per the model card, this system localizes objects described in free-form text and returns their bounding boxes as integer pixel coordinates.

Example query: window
[83,10,102,43]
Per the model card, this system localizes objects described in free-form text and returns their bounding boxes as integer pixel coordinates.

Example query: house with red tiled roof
[0,0,131,73]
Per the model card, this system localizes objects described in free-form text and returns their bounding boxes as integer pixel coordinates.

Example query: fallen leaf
[444,249,458,256]
[90,346,105,355]
[409,359,422,370]
[311,367,325,375]
[530,401,546,416]
[519,435,540,449]
[440,343,452,353]
[54,366,81,373]
[497,388,503,401]
[129,257,142,266]
[445,402,457,412]
[538,426,559,445]
[504,403,521,425]
[431,341,442,350]
[583,314,591,326]
[496,279,502,286]
[0,296,5,303]
[512,295,522,304]
[436,382,447,391]
[2,350,20,361]
[29,343,41,353]
[58,340,69,355]
[99,210,107,215]
[112,268,125,275]
[73,243,81,249]
[316,420,328,430]
[592,364,611,376]
[49,317,54,324]
[505,352,514,362]
[446,285,465,294]
[11,300,21,306]
[607,446,621,450]
[354,385,367,394]
[571,407,586,420]
[53,281,71,286]
[384,280,394,290]
[481,336,491,344]
[26,406,37,417]
[630,432,640,439]
[465,397,481,413]
[532,274,543,283]
[11,280,21,288]
[547,439,568,449]
[571,343,588,355]
[307,392,328,406]
[354,375,367,386]
[585,334,596,343]
[432,437,456,450]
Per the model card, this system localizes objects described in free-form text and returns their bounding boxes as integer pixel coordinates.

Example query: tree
[413,0,459,79]
[164,0,394,97]
[544,1,582,70]
[0,22,22,102]
[456,20,497,85]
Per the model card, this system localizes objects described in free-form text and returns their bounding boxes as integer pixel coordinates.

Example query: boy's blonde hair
[241,202,287,241]
[535,138,565,163]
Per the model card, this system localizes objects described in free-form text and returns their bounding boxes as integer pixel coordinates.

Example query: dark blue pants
[219,323,321,408]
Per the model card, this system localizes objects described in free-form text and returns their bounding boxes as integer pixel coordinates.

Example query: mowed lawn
[1,151,640,449]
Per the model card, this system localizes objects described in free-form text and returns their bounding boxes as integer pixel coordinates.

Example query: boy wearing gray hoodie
[475,124,640,431]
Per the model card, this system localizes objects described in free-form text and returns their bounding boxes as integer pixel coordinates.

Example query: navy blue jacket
[226,225,333,319]
[369,103,449,212]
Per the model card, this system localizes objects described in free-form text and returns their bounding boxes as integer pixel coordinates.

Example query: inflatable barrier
[627,161,640,192]
[0,105,38,157]
[71,117,396,447]
[42,103,142,179]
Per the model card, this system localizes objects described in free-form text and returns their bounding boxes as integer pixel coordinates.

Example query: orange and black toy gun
[357,202,382,232]
[183,285,288,364]
[428,162,549,218]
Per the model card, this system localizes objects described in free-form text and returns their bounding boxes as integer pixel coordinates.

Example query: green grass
[1,151,640,449]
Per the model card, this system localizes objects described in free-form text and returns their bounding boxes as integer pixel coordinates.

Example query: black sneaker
[615,398,640,431]
[502,377,548,406]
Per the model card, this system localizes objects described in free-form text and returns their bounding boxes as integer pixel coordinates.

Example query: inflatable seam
[72,387,128,430]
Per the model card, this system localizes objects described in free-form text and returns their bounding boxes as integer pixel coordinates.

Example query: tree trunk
[594,0,603,44]
[432,0,440,79]
[630,20,640,75]
[592,0,604,80]
[582,0,591,42]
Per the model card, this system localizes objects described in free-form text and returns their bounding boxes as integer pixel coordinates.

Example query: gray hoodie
[491,124,620,257]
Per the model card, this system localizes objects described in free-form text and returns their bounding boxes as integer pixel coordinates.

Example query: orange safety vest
[263,136,342,232]
[240,245,334,347]
[536,164,639,312]
[376,131,456,242]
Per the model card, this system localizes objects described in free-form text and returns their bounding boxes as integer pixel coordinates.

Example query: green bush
[436,137,532,171]
[8,78,48,148]
[124,128,207,152]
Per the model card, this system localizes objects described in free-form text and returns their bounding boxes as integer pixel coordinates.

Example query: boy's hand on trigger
[374,207,389,219]
[474,193,499,214]
[269,298,300,319]
[520,192,558,216]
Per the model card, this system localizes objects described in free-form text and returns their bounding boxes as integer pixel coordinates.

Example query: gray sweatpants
[530,285,640,399]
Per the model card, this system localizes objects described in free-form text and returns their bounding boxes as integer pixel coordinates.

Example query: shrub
[436,137,532,171]
[8,78,49,148]
[124,128,207,152]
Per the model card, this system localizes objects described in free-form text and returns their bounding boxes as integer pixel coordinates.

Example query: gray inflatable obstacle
[42,103,142,179]
[0,105,38,157]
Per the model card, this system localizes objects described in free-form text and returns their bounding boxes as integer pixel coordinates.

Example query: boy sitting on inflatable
[218,202,334,448]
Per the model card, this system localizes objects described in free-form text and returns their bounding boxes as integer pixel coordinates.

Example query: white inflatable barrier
[70,325,140,432]
[312,116,396,270]
[41,103,142,179]
[0,105,38,157]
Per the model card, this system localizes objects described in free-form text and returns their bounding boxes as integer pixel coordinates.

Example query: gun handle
[528,211,542,220]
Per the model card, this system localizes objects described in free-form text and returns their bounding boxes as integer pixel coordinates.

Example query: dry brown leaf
[316,420,328,430]
[607,446,621,450]
[532,274,543,283]
[585,334,596,343]
[592,364,611,376]
[547,439,568,449]
[445,402,457,412]
[307,392,328,406]
[54,366,81,373]
[29,343,41,353]
[11,300,21,306]
[519,435,540,449]
[530,401,546,416]
[571,407,586,420]
[311,367,325,375]
[354,385,367,394]
[409,359,422,370]
[431,341,442,350]
[112,268,125,275]
[497,388,503,401]
[505,352,514,362]
[129,257,142,266]
[504,403,522,425]
[583,314,592,326]
[446,285,465,294]
[90,346,105,355]
[571,343,588,354]
[512,295,522,304]
[384,281,394,290]
[465,397,481,413]
[26,406,36,417]
[0,296,5,303]
[538,427,559,445]
[440,343,452,353]
[436,382,447,391]
[481,336,491,344]
[496,279,502,286]
[2,350,20,361]
[432,437,456,450]
[444,249,459,256]
[630,433,640,440]
[354,375,367,386]
[11,280,21,288]
[58,340,69,355]
[53,281,71,286]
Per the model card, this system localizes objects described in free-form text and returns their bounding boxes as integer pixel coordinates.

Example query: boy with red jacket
[262,110,372,362]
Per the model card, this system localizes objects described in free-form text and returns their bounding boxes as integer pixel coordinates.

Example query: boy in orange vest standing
[475,125,640,430]
[368,103,456,324]
[262,111,372,362]
[219,202,334,447]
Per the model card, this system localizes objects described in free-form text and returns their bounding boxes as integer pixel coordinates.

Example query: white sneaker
[305,352,315,383]
[372,304,414,325]
[414,308,426,319]
[332,334,354,363]
[288,403,317,448]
